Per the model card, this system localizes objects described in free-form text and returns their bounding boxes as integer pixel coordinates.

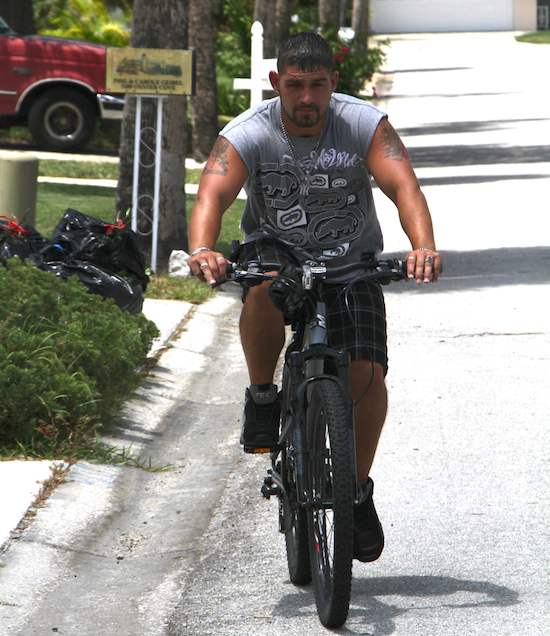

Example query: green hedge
[0,259,159,451]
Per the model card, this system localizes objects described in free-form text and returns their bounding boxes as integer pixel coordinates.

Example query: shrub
[328,32,389,98]
[0,259,159,452]
[217,76,249,116]
[36,0,131,47]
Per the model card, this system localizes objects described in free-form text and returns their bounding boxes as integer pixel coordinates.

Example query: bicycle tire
[307,379,354,628]
[283,443,312,584]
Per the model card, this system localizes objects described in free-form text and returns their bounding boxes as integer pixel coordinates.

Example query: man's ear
[331,71,339,92]
[269,70,280,93]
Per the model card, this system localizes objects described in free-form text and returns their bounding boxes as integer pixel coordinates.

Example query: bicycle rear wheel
[281,356,311,585]
[283,443,311,584]
[307,379,354,628]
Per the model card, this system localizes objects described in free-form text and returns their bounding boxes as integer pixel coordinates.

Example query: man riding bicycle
[188,32,442,564]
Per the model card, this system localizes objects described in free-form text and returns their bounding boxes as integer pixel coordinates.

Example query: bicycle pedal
[243,444,282,455]
[243,445,272,454]
[261,483,279,499]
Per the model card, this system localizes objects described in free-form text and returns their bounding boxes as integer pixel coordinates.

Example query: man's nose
[300,89,314,104]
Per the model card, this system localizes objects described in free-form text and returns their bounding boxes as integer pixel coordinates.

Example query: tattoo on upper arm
[379,122,409,161]
[204,137,230,176]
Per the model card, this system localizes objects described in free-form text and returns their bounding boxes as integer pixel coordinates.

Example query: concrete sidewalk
[0,297,194,552]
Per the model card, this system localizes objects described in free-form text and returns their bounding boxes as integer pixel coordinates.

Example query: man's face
[273,65,339,131]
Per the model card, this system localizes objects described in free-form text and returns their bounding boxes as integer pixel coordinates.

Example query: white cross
[233,21,277,107]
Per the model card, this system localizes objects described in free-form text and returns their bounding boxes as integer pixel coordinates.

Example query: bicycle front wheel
[307,380,354,628]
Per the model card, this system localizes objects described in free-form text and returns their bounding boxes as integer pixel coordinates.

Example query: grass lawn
[39,160,119,180]
[37,160,204,184]
[36,183,118,237]
[515,31,550,44]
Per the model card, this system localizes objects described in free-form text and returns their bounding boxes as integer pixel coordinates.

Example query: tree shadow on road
[274,574,519,635]
[383,246,550,293]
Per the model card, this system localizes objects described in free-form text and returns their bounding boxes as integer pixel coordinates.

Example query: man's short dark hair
[277,32,334,75]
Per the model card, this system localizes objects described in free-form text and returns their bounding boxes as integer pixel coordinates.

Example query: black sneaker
[240,384,280,453]
[353,477,384,562]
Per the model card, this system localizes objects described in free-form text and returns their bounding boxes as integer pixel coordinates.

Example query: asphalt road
[1,32,549,635]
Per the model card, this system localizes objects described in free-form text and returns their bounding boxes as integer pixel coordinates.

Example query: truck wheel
[28,89,96,152]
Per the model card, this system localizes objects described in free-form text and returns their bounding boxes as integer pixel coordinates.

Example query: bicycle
[217,248,408,628]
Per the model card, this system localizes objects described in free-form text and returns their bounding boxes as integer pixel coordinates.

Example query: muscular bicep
[195,136,249,211]
[365,119,420,204]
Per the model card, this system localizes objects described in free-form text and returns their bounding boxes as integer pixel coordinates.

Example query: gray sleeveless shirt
[220,93,387,274]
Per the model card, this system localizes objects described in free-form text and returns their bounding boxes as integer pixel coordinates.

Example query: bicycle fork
[263,348,356,534]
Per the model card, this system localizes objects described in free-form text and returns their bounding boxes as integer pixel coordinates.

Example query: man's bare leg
[350,360,388,484]
[239,281,285,385]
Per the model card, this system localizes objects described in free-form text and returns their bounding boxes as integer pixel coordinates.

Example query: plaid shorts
[238,239,388,375]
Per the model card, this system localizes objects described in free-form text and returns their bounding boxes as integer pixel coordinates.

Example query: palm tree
[189,0,218,162]
[275,0,296,44]
[352,0,370,49]
[319,0,342,32]
[254,0,277,57]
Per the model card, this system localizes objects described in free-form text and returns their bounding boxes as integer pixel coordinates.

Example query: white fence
[233,22,277,107]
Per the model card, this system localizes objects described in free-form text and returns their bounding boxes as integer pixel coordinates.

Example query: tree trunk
[275,0,295,45]
[116,0,189,272]
[339,0,349,28]
[254,0,277,58]
[352,0,370,36]
[189,0,218,163]
[0,0,35,33]
[319,0,341,33]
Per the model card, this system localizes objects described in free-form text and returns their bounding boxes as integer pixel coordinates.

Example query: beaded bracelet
[417,247,435,251]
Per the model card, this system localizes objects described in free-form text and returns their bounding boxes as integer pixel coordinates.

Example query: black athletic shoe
[240,384,280,453]
[353,477,384,562]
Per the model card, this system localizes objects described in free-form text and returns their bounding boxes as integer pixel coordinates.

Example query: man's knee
[242,277,283,317]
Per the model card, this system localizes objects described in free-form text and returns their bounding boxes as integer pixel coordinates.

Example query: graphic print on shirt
[251,148,366,258]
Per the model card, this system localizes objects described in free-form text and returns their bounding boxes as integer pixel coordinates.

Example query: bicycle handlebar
[216,257,408,289]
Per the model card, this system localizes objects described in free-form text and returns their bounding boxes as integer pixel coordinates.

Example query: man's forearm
[188,198,223,253]
[396,187,436,250]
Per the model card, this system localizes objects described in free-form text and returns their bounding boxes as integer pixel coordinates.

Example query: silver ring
[407,256,416,261]
[200,263,208,269]
[425,257,434,264]
[216,257,225,262]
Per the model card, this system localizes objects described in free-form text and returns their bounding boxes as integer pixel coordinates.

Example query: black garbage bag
[37,258,145,314]
[51,209,150,290]
[0,217,52,264]
[29,208,150,313]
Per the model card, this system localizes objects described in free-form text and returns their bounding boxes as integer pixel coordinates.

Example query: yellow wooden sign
[106,48,195,95]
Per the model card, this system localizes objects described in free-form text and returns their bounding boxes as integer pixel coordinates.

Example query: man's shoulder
[331,93,386,118]
[220,99,277,138]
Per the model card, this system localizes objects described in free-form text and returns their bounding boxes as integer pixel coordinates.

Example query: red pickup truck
[0,15,124,152]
